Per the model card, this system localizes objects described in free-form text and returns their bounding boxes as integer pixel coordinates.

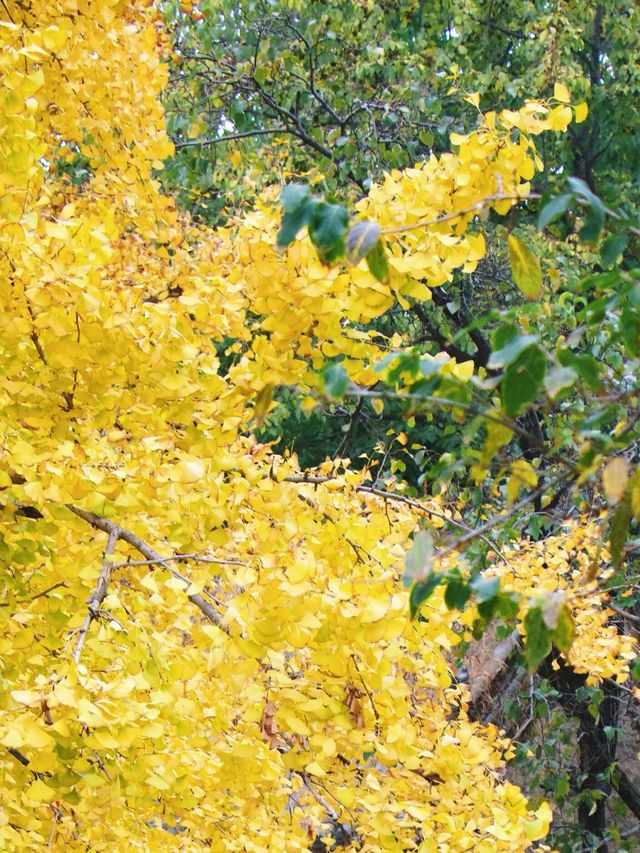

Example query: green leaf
[308,202,349,263]
[493,324,520,352]
[345,220,381,264]
[567,177,606,243]
[508,235,543,300]
[444,578,471,610]
[277,197,316,248]
[323,363,349,400]
[487,334,538,370]
[580,205,606,243]
[600,234,628,268]
[403,529,434,586]
[501,345,547,416]
[537,193,571,230]
[557,349,601,390]
[280,183,311,212]
[470,574,500,602]
[544,365,577,399]
[620,307,640,356]
[524,605,552,671]
[496,591,520,618]
[366,240,389,283]
[410,574,442,619]
[477,596,500,620]
[552,606,575,653]
[609,498,631,568]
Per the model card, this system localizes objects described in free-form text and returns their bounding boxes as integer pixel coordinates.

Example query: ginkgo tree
[0,1,638,852]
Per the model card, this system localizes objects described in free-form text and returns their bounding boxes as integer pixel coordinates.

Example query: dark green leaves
[525,596,575,671]
[601,234,628,268]
[567,177,606,244]
[488,334,538,370]
[308,202,349,263]
[277,185,315,247]
[365,239,389,283]
[322,363,349,400]
[488,330,549,415]
[444,577,471,610]
[538,193,572,230]
[524,606,552,671]
[345,220,389,282]
[537,180,610,244]
[500,344,547,416]
[277,185,389,280]
[280,184,311,212]
[277,185,349,262]
[609,497,631,568]
[410,574,443,619]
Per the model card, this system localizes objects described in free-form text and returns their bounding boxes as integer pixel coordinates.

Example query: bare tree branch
[67,506,227,631]
[174,127,292,149]
[74,527,118,663]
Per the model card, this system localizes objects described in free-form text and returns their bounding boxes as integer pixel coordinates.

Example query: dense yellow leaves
[489,522,637,684]
[0,0,631,850]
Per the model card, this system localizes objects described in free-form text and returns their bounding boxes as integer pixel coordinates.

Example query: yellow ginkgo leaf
[508,235,543,300]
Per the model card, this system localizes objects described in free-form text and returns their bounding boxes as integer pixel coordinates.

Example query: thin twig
[174,127,291,149]
[605,602,640,625]
[282,475,529,571]
[573,823,640,853]
[379,192,540,236]
[111,554,246,569]
[47,807,60,848]
[31,581,67,601]
[436,472,571,561]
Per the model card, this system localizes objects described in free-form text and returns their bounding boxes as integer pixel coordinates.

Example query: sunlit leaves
[508,235,543,300]
[602,457,629,506]
[1,6,635,848]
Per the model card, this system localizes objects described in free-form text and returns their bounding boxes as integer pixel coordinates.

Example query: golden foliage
[0,1,630,850]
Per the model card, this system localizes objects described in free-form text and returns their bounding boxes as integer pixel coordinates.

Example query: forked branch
[67,506,226,632]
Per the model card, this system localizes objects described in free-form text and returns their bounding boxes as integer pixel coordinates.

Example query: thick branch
[614,767,640,821]
[74,527,118,663]
[410,302,479,366]
[468,630,520,704]
[430,287,492,369]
